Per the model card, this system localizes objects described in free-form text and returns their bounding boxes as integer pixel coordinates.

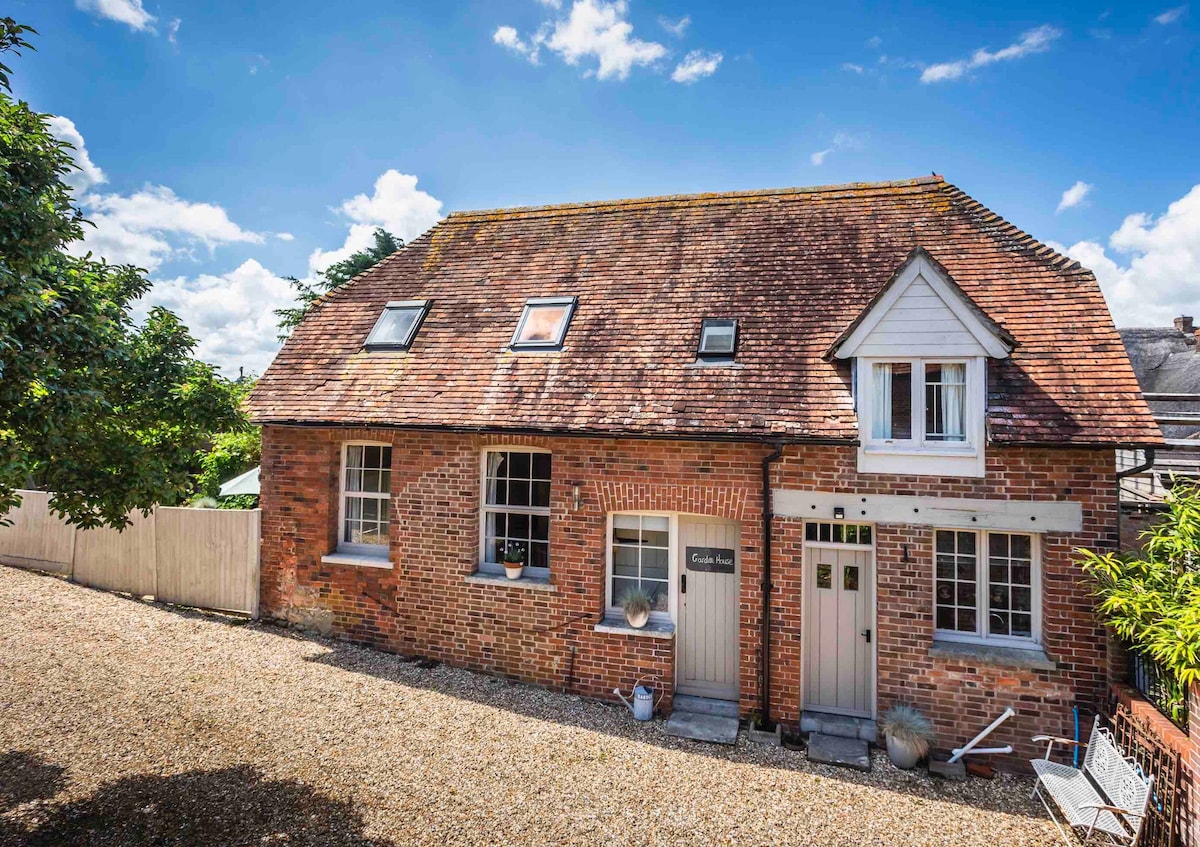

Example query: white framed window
[510,297,577,350]
[698,319,738,359]
[934,529,1040,647]
[480,449,551,576]
[856,356,985,476]
[607,513,673,619]
[338,443,392,557]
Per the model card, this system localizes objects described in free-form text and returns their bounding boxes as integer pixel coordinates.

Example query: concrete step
[664,711,739,745]
[807,732,871,772]
[800,711,877,743]
[673,694,739,718]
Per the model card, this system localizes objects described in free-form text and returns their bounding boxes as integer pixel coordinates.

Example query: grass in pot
[502,544,526,580]
[619,587,653,629]
[881,704,934,769]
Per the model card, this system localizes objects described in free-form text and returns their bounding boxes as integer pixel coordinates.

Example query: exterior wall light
[572,484,582,512]
[833,506,845,520]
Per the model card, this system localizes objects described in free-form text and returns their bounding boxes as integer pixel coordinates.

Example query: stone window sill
[464,572,557,592]
[320,552,393,570]
[930,640,1057,672]
[594,613,675,639]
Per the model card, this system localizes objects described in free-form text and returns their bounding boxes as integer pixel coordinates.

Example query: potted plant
[619,586,653,629]
[502,543,526,580]
[881,704,935,769]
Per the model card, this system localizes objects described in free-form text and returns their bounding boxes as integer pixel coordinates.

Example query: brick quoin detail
[261,425,1116,768]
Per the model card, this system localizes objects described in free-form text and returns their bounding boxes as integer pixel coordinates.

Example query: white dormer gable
[831,249,1012,361]
[829,248,1014,479]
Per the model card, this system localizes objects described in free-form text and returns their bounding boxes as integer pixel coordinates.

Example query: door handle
[861,629,871,643]
[680,573,687,594]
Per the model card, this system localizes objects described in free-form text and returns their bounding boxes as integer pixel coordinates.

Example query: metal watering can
[614,678,662,721]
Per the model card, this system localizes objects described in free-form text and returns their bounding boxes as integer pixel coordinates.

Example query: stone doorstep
[807,733,871,772]
[800,710,878,744]
[673,694,739,718]
[663,711,739,745]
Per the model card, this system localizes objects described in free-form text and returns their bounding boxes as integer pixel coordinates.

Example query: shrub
[881,705,935,755]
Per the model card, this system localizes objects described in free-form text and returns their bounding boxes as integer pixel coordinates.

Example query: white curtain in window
[942,363,966,440]
[486,452,504,504]
[871,363,892,439]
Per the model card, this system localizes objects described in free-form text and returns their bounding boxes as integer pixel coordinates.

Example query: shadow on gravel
[0,760,394,847]
[0,752,66,814]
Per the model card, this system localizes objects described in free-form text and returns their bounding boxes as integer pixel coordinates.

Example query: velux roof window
[698,319,738,359]
[364,300,430,351]
[510,296,577,350]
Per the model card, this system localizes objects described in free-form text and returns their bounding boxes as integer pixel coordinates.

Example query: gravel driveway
[0,564,1059,846]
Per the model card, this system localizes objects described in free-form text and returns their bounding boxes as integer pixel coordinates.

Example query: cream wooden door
[803,539,874,718]
[677,517,740,701]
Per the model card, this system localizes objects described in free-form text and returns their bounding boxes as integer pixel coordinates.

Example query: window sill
[320,552,394,570]
[594,613,675,639]
[863,444,977,458]
[930,640,1056,672]
[464,572,557,592]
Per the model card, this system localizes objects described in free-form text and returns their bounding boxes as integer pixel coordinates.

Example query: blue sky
[11,0,1200,375]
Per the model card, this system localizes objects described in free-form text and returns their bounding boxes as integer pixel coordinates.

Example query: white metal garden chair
[1030,715,1152,846]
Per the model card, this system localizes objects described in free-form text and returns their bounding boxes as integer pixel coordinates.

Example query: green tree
[0,19,243,528]
[1079,483,1200,712]
[275,227,402,338]
[193,379,260,509]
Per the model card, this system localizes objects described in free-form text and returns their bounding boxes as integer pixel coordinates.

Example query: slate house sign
[686,546,736,573]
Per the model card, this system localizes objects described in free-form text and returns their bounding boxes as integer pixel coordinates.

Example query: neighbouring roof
[1120,324,1200,440]
[248,176,1161,447]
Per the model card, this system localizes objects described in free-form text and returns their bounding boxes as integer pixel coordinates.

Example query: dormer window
[364,300,430,351]
[698,319,738,359]
[868,359,970,446]
[511,297,576,350]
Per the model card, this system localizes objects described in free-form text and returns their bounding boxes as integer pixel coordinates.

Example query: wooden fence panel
[155,507,260,615]
[73,509,157,597]
[0,490,75,575]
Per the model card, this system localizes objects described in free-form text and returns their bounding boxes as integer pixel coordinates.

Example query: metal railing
[1127,645,1189,731]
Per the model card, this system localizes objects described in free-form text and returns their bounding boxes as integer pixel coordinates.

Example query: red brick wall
[767,446,1116,765]
[261,426,1116,764]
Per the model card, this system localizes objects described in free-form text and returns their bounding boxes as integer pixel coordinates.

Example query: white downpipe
[949,707,1015,764]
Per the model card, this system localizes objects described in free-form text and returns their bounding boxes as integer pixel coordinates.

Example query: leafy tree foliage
[0,20,243,528]
[193,379,261,509]
[275,228,402,338]
[1079,483,1200,699]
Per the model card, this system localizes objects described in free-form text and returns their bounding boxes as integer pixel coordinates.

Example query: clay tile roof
[247,176,1162,447]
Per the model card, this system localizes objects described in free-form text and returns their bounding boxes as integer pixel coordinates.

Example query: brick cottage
[247,176,1162,761]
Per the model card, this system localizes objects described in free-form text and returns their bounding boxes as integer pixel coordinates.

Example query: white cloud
[75,0,156,32]
[1155,5,1187,24]
[166,18,181,45]
[671,50,722,83]
[496,0,668,81]
[866,35,882,48]
[921,24,1061,84]
[45,116,107,192]
[1050,184,1200,327]
[537,0,562,7]
[138,259,295,376]
[659,14,690,37]
[809,131,866,166]
[73,185,265,271]
[493,25,540,62]
[307,170,443,275]
[275,232,295,242]
[841,62,864,74]
[1056,180,1093,213]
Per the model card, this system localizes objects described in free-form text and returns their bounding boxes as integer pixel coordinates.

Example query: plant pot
[624,608,650,629]
[886,734,924,770]
[503,564,524,580]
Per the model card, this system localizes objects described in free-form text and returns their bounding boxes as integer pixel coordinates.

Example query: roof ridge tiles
[445,176,946,221]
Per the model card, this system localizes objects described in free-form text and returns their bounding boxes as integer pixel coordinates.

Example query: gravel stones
[0,565,1060,846]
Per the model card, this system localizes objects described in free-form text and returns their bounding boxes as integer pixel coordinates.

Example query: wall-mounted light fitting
[572,484,582,512]
[833,506,845,520]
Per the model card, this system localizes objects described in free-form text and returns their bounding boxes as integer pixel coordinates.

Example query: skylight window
[364,300,430,351]
[511,297,577,350]
[698,319,738,358]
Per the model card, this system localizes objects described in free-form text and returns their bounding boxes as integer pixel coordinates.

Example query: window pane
[366,306,422,347]
[872,362,912,440]
[531,481,551,508]
[645,580,669,612]
[508,512,529,538]
[985,532,1034,640]
[699,319,737,355]
[613,523,641,545]
[515,304,570,345]
[643,548,669,580]
[816,563,832,589]
[529,541,549,569]
[925,363,966,442]
[843,565,859,591]
[806,523,818,542]
[613,577,639,605]
[531,514,550,542]
[935,529,978,635]
[532,452,551,480]
[613,545,639,576]
[508,480,530,507]
[1011,613,1032,637]
[509,451,531,479]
